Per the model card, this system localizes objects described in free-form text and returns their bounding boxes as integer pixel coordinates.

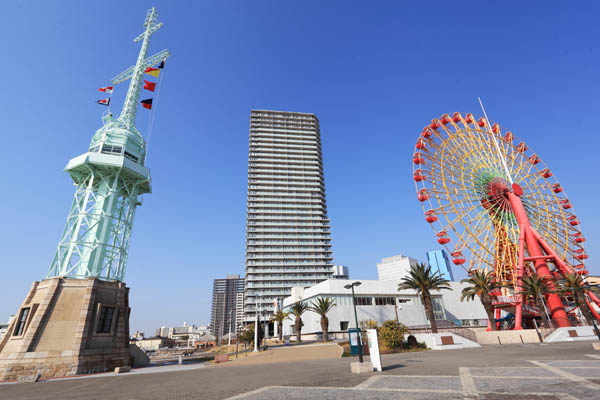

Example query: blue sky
[1,1,598,335]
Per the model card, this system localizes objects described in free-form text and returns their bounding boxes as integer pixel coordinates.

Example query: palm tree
[270,310,290,341]
[398,262,450,333]
[559,272,598,325]
[460,269,502,330]
[289,301,309,342]
[519,272,556,327]
[309,297,336,342]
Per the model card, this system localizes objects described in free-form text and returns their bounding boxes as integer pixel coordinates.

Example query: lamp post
[254,304,260,352]
[345,281,363,363]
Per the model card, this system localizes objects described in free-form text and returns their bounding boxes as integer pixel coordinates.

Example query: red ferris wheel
[412,111,600,329]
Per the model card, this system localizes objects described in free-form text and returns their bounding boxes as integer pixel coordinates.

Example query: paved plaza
[1,342,599,399]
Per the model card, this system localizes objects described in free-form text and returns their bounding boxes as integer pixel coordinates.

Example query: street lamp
[254,304,260,352]
[344,281,363,363]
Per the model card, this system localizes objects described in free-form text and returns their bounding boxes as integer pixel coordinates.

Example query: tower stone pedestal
[0,278,131,381]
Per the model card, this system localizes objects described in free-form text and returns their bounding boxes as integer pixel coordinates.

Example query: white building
[282,279,488,339]
[331,265,349,279]
[377,254,420,281]
[0,316,14,341]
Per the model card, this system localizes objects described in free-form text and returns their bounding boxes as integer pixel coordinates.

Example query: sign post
[366,329,382,372]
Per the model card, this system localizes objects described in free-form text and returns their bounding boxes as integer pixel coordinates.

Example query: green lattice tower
[47,8,170,281]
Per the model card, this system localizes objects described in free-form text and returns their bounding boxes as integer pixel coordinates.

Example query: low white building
[377,254,419,281]
[282,279,488,339]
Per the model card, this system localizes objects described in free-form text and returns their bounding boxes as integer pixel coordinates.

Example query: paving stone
[470,367,556,378]
[235,387,463,400]
[366,376,462,391]
[544,360,600,368]
[560,367,600,378]
[474,377,571,393]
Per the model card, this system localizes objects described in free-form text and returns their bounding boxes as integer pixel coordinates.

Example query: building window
[397,296,413,304]
[354,297,372,306]
[340,321,349,330]
[375,297,395,306]
[13,307,30,336]
[96,306,116,334]
[432,298,446,321]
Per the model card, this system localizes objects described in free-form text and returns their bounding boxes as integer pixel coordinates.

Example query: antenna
[478,97,514,185]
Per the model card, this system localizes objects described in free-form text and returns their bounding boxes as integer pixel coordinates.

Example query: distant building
[377,254,419,281]
[154,323,209,340]
[331,265,349,279]
[131,330,145,340]
[427,250,454,281]
[132,337,175,352]
[210,275,245,338]
[587,276,600,286]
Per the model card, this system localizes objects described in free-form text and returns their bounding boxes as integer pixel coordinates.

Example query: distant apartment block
[210,275,245,337]
[245,110,334,322]
[427,250,454,281]
[377,254,419,281]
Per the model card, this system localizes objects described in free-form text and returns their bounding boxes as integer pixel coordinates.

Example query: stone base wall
[0,278,131,381]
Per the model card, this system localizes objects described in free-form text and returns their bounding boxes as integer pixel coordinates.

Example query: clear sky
[1,1,598,335]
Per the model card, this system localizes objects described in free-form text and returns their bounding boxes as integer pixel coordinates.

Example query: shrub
[377,320,408,349]
[360,319,378,330]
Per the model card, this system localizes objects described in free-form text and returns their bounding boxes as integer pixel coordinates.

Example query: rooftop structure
[331,265,349,279]
[244,110,334,321]
[376,254,419,281]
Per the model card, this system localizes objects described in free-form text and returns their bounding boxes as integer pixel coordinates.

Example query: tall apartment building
[245,110,334,322]
[210,275,245,339]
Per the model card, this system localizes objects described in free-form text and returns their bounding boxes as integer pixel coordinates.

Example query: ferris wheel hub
[512,183,523,197]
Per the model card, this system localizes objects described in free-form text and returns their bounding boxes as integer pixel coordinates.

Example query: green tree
[377,320,408,349]
[270,310,290,341]
[460,269,502,331]
[559,272,599,325]
[309,297,336,342]
[398,262,450,333]
[289,301,309,342]
[519,273,556,327]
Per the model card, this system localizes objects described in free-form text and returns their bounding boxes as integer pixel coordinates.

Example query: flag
[98,86,113,94]
[97,98,110,106]
[144,67,160,78]
[143,80,156,92]
[141,98,153,109]
[158,60,165,69]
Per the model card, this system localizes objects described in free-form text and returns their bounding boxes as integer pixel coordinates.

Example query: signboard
[348,328,361,355]
[366,329,382,371]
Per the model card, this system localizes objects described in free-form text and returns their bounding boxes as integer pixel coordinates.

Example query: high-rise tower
[245,110,334,323]
[0,8,169,381]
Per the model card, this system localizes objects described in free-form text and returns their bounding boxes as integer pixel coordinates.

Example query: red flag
[141,98,153,109]
[98,86,113,94]
[143,80,156,92]
[96,98,110,106]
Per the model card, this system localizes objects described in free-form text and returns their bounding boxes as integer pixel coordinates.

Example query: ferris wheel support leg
[508,190,571,328]
[586,299,600,322]
[514,224,526,330]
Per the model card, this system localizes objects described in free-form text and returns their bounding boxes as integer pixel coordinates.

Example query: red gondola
[416,138,427,150]
[568,215,579,226]
[573,233,585,243]
[477,117,486,127]
[430,119,441,130]
[552,183,562,193]
[417,189,429,202]
[452,112,462,123]
[529,154,540,164]
[436,230,450,245]
[492,123,501,134]
[516,142,528,153]
[440,114,451,125]
[413,154,424,164]
[451,251,465,265]
[425,209,437,223]
[503,131,513,143]
[577,269,589,275]
[540,168,552,178]
[561,199,572,209]
[577,254,589,260]
[413,170,424,182]
[421,127,433,139]
[465,113,474,124]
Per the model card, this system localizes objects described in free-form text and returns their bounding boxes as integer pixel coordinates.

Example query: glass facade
[426,250,454,281]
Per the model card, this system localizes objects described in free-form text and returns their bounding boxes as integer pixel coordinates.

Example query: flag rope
[144,66,164,165]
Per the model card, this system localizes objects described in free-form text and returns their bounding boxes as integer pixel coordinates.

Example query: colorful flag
[158,60,165,69]
[97,98,111,106]
[141,98,153,109]
[144,67,160,78]
[143,80,156,92]
[98,86,114,94]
